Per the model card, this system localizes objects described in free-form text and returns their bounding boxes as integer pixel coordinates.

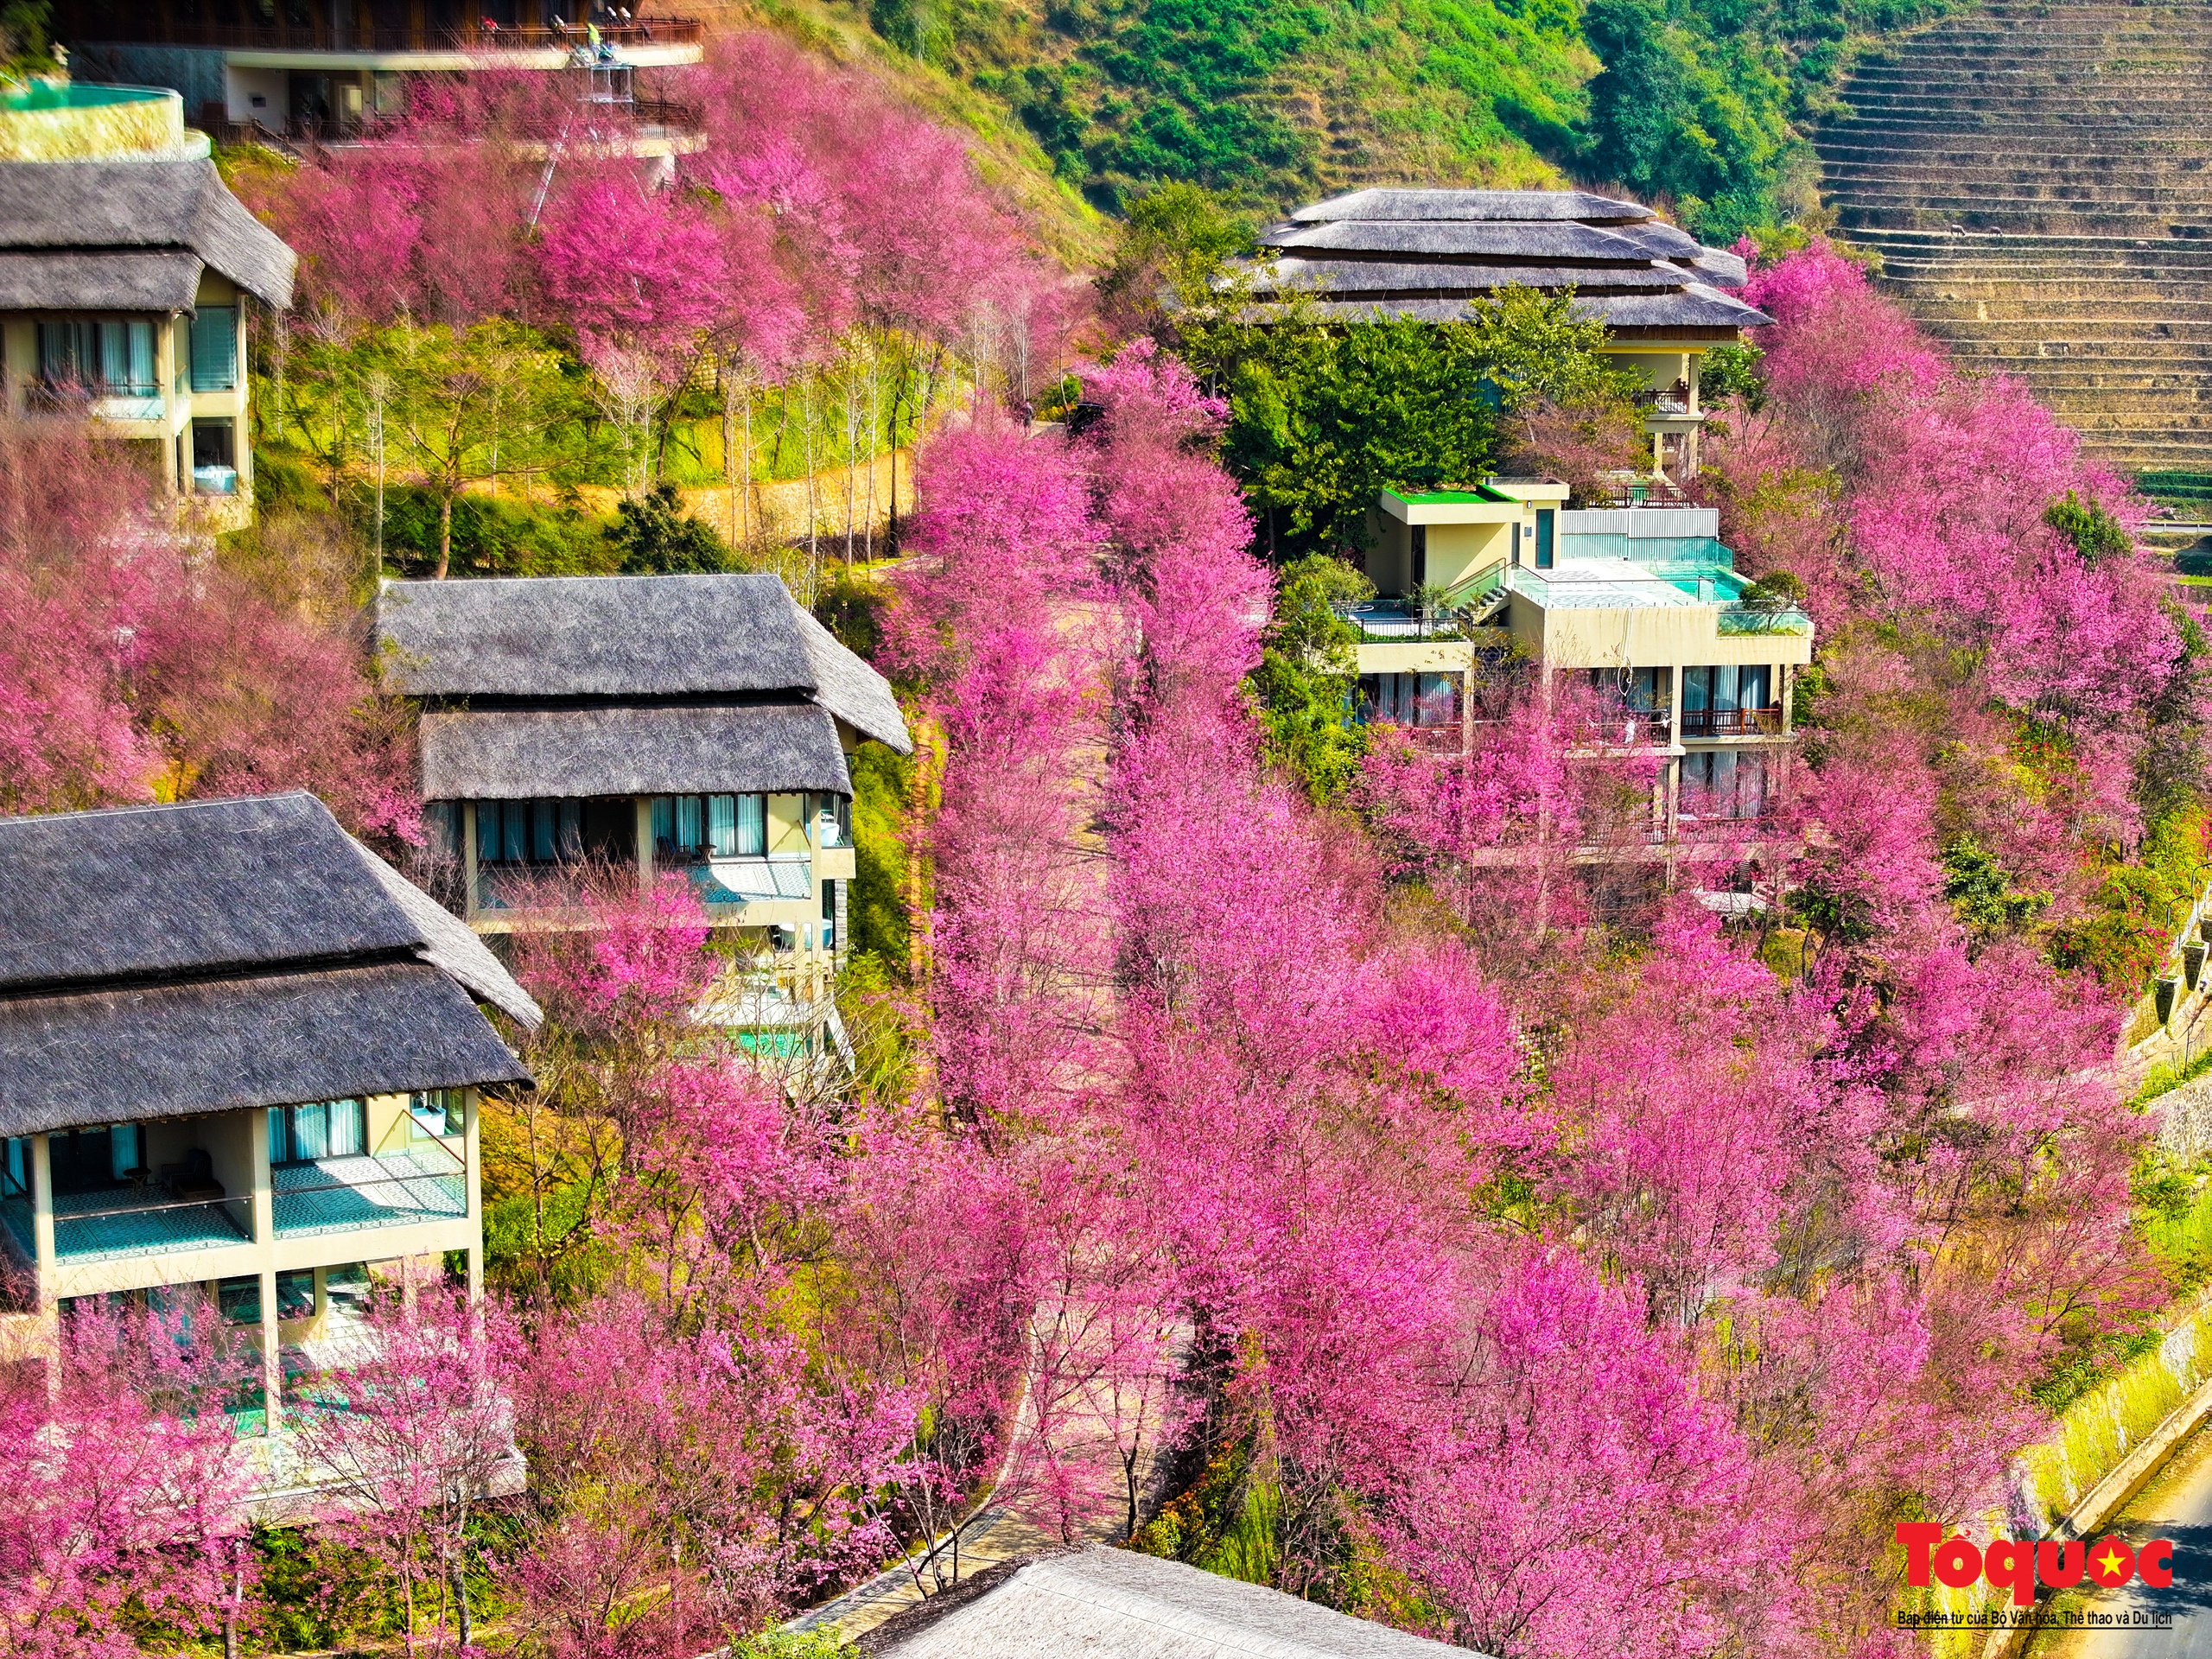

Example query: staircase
[1816,1,2212,504]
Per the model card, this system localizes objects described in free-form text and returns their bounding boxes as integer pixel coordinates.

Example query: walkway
[2029,1415,2212,1657]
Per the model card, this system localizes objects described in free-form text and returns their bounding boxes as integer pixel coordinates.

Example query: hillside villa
[0,113,296,530]
[0,793,538,1452]
[1236,188,1771,483]
[1349,486,1813,849]
[46,0,703,147]
[376,572,912,1052]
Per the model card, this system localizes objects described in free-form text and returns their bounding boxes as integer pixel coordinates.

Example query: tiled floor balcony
[3,1190,251,1264]
[270,1151,466,1239]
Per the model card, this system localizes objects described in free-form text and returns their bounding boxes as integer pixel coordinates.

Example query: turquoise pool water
[1,82,168,111]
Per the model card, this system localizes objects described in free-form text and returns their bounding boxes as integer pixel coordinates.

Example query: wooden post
[251,1116,278,1436]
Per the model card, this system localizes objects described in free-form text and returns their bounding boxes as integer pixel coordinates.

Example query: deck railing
[86,16,702,50]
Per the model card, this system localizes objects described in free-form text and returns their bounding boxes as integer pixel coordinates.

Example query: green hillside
[747,0,1963,242]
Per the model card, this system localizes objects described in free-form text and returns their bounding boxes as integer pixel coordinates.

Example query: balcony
[271,1145,466,1238]
[2,1188,252,1265]
[86,16,703,51]
[683,854,813,905]
[1679,705,1784,739]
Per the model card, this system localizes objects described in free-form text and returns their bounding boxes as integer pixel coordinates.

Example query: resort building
[377,571,912,1012]
[1236,188,1770,482]
[1347,487,1814,844]
[0,792,539,1434]
[48,0,704,146]
[0,136,295,530]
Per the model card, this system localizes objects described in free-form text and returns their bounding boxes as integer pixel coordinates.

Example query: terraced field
[1817,1,2212,504]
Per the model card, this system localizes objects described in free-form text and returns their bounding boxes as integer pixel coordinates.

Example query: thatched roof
[0,794,535,1137]
[1287,187,1649,225]
[0,158,295,308]
[0,963,527,1135]
[0,248,204,310]
[417,703,854,800]
[378,573,912,760]
[1262,218,1655,262]
[860,1548,1464,1658]
[1235,187,1764,338]
[1265,257,1688,296]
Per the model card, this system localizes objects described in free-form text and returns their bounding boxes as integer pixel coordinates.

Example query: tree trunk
[435,491,453,581]
[452,1554,473,1649]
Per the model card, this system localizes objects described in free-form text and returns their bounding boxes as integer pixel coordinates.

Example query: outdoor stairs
[1815,0,2212,498]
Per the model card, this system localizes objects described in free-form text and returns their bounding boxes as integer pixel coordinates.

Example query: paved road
[2032,1419,2212,1659]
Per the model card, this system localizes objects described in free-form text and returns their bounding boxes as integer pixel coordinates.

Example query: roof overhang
[418,702,855,801]
[0,960,530,1137]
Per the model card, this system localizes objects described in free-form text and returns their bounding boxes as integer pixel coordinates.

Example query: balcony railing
[271,1143,466,1238]
[3,1187,253,1266]
[1578,710,1674,747]
[1680,705,1784,738]
[82,16,702,50]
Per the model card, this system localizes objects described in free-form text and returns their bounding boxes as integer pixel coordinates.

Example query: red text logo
[1897,1523,2176,1607]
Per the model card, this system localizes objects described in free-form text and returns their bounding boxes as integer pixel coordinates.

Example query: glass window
[502,800,527,863]
[189,307,238,392]
[737,793,766,857]
[276,1269,316,1321]
[1681,750,1768,820]
[36,317,157,394]
[3,1137,22,1197]
[677,794,703,851]
[109,1123,140,1180]
[708,792,738,857]
[218,1275,261,1326]
[409,1089,464,1138]
[1411,524,1427,587]
[271,1101,364,1165]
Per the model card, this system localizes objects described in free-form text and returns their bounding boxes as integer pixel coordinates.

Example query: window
[218,1274,260,1326]
[822,878,837,951]
[3,1138,24,1199]
[268,1099,365,1165]
[1587,667,1668,715]
[35,318,156,395]
[477,798,582,866]
[1359,672,1459,729]
[1681,665,1775,736]
[190,420,237,493]
[1681,749,1768,820]
[1410,524,1427,588]
[653,793,765,862]
[408,1089,464,1138]
[276,1269,316,1321]
[189,306,238,392]
[1535,508,1555,570]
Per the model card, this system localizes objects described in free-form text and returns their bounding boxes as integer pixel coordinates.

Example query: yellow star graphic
[2094,1548,2127,1580]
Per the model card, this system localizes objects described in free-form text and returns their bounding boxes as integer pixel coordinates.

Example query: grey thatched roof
[0,793,536,1136]
[417,703,855,800]
[1262,218,1654,262]
[0,963,528,1137]
[791,602,909,752]
[0,248,204,311]
[0,794,421,991]
[861,1548,1461,1659]
[1266,257,1687,296]
[0,158,295,308]
[1287,188,1649,225]
[380,574,813,700]
[346,835,544,1027]
[380,571,912,785]
[1236,187,1763,338]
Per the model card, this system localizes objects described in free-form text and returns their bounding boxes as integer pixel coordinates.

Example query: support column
[464,1089,483,1306]
[461,801,480,920]
[251,1111,278,1436]
[635,798,656,892]
[29,1134,57,1395]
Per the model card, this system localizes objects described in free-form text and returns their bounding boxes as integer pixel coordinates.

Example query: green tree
[306,320,590,580]
[1245,554,1373,801]
[2044,490,2132,569]
[1096,183,1257,342]
[1180,286,1640,560]
[607,484,737,575]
